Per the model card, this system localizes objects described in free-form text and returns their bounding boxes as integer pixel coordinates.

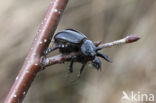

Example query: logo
[121,91,154,102]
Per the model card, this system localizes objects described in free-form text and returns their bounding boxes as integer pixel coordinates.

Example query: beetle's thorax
[81,40,96,57]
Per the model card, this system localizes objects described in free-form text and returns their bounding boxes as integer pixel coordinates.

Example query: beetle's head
[81,40,96,57]
[92,56,101,70]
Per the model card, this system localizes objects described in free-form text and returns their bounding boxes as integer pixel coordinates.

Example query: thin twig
[97,34,140,49]
[42,35,140,67]
[4,0,68,103]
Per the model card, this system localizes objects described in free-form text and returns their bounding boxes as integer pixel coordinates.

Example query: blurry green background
[0,0,156,103]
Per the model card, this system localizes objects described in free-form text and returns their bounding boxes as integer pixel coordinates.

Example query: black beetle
[44,29,111,77]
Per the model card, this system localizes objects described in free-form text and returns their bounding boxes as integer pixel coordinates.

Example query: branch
[97,34,140,49]
[42,35,140,67]
[4,0,68,103]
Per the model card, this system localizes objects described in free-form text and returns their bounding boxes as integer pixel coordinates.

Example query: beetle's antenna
[97,52,112,63]
[96,47,103,51]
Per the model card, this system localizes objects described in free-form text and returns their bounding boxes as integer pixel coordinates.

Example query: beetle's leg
[77,63,86,78]
[92,56,101,70]
[62,44,68,48]
[44,44,62,54]
[97,52,112,63]
[69,56,77,73]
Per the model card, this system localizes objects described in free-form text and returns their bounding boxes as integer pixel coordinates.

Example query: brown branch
[4,0,68,103]
[42,35,140,67]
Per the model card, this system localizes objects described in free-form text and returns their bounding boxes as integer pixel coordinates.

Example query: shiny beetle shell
[54,29,87,44]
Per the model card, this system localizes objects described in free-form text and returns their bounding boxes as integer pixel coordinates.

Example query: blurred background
[0,0,156,103]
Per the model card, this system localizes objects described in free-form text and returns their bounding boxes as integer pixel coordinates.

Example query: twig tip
[94,40,102,47]
[126,34,140,43]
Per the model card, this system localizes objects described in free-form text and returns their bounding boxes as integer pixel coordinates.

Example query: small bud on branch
[125,34,140,43]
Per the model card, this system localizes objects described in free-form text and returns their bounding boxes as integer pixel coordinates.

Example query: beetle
[44,29,111,77]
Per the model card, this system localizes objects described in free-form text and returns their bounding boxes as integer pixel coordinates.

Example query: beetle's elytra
[44,29,111,77]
